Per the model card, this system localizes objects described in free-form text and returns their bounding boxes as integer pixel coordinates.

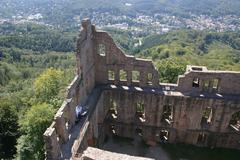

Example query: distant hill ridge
[0,0,240,18]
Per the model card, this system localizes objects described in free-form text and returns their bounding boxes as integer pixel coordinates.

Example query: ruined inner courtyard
[100,135,240,160]
[43,19,240,160]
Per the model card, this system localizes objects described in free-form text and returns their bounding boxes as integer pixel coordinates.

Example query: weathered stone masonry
[43,19,240,159]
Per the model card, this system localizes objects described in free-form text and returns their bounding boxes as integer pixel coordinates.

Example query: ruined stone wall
[177,66,240,94]
[76,19,97,102]
[43,75,83,159]
[101,89,240,149]
[44,19,99,159]
[93,31,159,88]
[90,23,240,95]
[43,19,240,160]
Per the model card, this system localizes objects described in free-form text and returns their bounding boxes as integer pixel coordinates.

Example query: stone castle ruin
[43,19,240,159]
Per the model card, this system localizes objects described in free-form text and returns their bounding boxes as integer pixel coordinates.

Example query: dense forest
[0,23,75,159]
[0,22,240,159]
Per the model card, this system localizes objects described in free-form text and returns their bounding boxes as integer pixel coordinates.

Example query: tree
[156,58,187,83]
[0,62,21,85]
[34,68,64,104]
[16,103,55,160]
[0,99,19,159]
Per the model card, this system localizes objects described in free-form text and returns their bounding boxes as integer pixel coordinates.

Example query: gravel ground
[101,136,171,160]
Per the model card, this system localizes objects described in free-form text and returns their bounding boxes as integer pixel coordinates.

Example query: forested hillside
[0,23,76,159]
[136,30,240,82]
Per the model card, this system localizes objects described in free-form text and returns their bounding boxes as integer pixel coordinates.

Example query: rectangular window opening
[135,128,143,137]
[229,111,240,132]
[203,80,210,91]
[165,86,171,91]
[110,125,116,135]
[65,122,70,130]
[192,67,203,71]
[110,98,117,119]
[212,79,219,90]
[159,130,169,143]
[192,77,200,88]
[161,105,173,125]
[197,133,207,145]
[147,73,153,85]
[120,69,127,81]
[98,44,106,56]
[108,70,115,81]
[132,70,140,82]
[136,102,145,122]
[201,107,212,127]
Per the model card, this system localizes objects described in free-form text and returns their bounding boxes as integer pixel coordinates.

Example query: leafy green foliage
[0,23,75,159]
[17,103,54,160]
[0,62,21,85]
[105,28,138,53]
[156,58,187,83]
[0,99,19,159]
[34,68,64,104]
[136,102,144,113]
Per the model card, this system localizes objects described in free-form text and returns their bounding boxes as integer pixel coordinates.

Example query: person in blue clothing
[75,105,88,123]
[75,105,83,122]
